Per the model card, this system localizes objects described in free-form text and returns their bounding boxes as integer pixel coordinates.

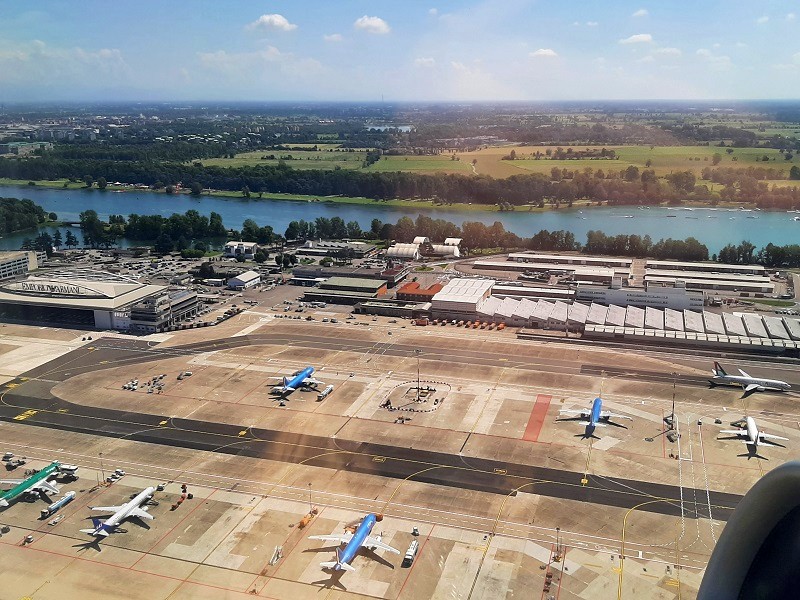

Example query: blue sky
[1,0,798,101]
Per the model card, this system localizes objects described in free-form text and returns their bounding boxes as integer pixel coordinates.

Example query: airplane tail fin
[713,362,727,377]
[283,376,289,388]
[81,518,111,536]
[0,498,8,507]
[336,547,356,571]
[321,547,356,572]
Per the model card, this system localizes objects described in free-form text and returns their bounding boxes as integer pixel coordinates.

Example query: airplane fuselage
[339,513,376,566]
[710,375,790,392]
[589,397,603,427]
[745,416,759,445]
[272,366,315,395]
[88,486,155,535]
[0,461,60,507]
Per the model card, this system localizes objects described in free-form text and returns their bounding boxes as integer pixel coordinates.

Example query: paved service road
[1,334,745,520]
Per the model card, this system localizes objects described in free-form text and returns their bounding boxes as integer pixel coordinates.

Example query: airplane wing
[743,384,760,392]
[558,409,589,416]
[739,369,752,378]
[0,478,25,486]
[309,533,353,545]
[599,411,633,421]
[579,421,606,427]
[91,505,126,512]
[31,480,59,495]
[130,508,154,520]
[761,433,789,441]
[303,377,324,386]
[365,536,401,554]
[719,429,746,435]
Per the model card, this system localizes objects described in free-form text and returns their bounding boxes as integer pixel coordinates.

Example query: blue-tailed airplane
[269,365,324,396]
[309,513,400,572]
[558,396,632,436]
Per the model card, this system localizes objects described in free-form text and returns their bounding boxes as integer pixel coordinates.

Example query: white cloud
[756,15,769,24]
[787,13,796,21]
[0,40,127,86]
[353,15,391,34]
[414,57,436,67]
[530,48,558,58]
[323,33,342,43]
[655,47,682,56]
[586,21,599,27]
[247,14,298,32]
[429,8,438,16]
[793,51,800,64]
[450,61,467,72]
[197,46,322,79]
[636,55,655,63]
[632,9,649,17]
[619,33,653,44]
[736,41,748,48]
[696,48,732,68]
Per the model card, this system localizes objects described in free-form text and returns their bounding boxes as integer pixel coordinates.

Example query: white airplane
[719,416,788,449]
[80,486,156,537]
[709,362,791,395]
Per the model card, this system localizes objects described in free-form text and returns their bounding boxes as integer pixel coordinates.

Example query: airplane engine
[698,460,800,599]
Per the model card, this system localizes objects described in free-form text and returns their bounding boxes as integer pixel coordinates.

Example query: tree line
[3,155,800,210]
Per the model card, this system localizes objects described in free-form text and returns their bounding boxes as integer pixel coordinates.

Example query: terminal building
[303,276,388,305]
[0,269,198,332]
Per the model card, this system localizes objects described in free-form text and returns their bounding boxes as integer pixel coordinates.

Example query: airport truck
[402,540,419,567]
[317,385,334,401]
[40,491,76,518]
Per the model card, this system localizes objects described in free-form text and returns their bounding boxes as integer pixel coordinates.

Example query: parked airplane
[0,461,62,507]
[80,486,156,537]
[719,416,788,449]
[709,362,791,395]
[269,365,324,396]
[558,396,632,435]
[309,513,400,572]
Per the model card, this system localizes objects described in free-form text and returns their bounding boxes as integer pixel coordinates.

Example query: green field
[502,145,796,178]
[198,148,366,170]
[365,154,473,174]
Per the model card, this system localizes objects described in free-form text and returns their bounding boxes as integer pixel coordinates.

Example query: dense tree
[65,230,78,249]
[154,233,174,254]
[96,177,107,190]
[53,229,63,249]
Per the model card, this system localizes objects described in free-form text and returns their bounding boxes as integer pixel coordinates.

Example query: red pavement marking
[523,394,552,442]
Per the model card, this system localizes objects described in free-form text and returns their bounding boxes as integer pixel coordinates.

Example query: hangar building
[0,269,198,332]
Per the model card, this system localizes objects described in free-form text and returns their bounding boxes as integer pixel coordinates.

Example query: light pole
[99,452,105,483]
[670,371,677,430]
[415,349,422,401]
[308,482,313,510]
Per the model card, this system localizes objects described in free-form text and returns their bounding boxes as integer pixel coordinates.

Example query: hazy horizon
[2,1,800,103]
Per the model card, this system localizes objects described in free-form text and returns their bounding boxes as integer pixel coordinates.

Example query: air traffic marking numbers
[159,420,168,426]
[493,468,507,475]
[373,456,386,462]
[238,430,247,437]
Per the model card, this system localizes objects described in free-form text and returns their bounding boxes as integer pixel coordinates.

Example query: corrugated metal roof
[645,306,665,330]
[625,306,645,328]
[763,316,790,340]
[533,300,554,320]
[477,296,502,317]
[513,298,538,319]
[549,301,569,323]
[783,318,800,341]
[722,313,746,336]
[742,313,769,338]
[683,310,705,333]
[496,297,520,318]
[587,303,608,325]
[606,304,626,326]
[703,312,725,334]
[663,308,684,331]
[568,302,589,324]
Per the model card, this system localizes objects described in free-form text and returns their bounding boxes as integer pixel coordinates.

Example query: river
[2,185,798,253]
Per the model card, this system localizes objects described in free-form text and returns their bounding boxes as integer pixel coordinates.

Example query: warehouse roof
[568,302,589,324]
[625,306,645,328]
[230,270,260,284]
[723,313,746,336]
[683,310,705,333]
[703,312,725,334]
[645,306,665,330]
[587,303,608,325]
[783,318,800,341]
[321,277,387,291]
[763,316,790,340]
[606,304,627,326]
[742,313,769,338]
